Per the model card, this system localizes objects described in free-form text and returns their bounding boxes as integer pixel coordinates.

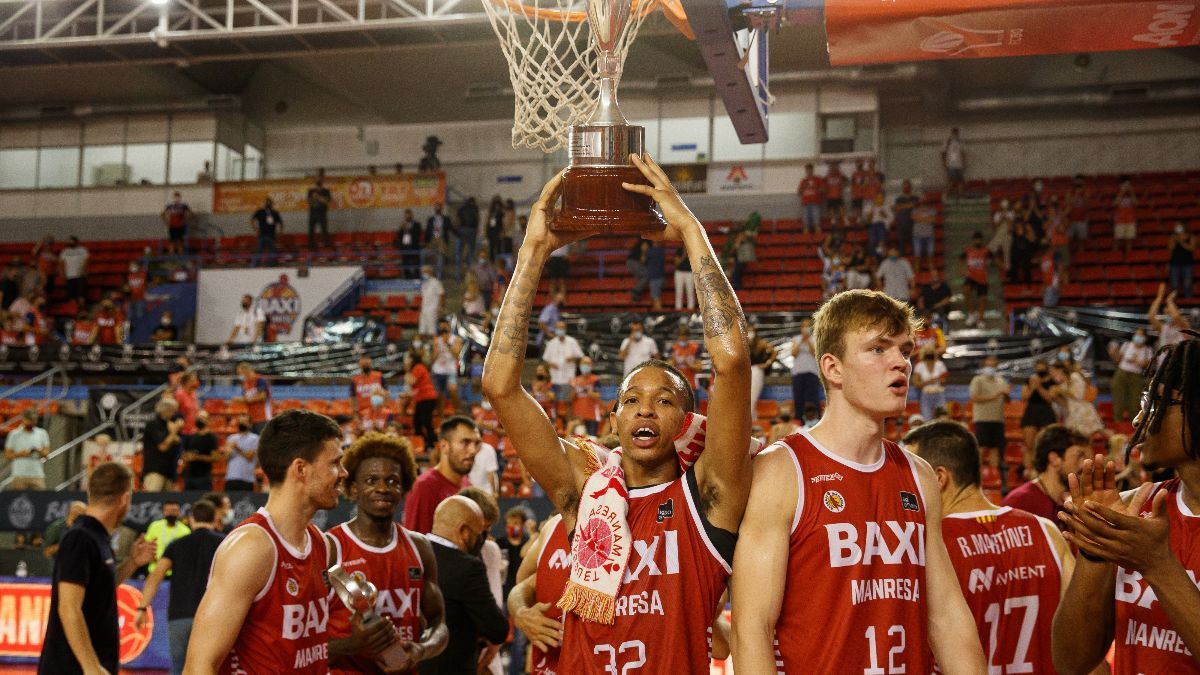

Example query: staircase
[941,197,1006,336]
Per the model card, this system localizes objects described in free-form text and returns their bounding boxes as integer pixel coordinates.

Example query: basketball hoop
[482,0,663,153]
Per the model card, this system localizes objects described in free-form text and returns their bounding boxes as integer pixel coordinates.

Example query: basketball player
[1053,336,1200,673]
[327,432,448,673]
[508,513,571,675]
[183,410,346,675]
[482,153,752,673]
[730,289,985,673]
[905,420,1074,673]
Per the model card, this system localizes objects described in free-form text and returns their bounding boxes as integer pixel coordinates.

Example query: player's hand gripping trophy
[328,564,416,673]
[553,0,666,233]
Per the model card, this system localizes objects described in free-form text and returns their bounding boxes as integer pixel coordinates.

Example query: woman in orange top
[405,347,439,450]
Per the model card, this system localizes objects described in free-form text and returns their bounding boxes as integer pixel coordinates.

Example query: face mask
[1132,334,1146,346]
[361,366,371,374]
[1057,351,1070,361]
[165,515,178,526]
[468,531,486,556]
[237,423,250,432]
[831,257,842,266]
[1162,316,1173,325]
[242,303,251,310]
[222,511,235,527]
[370,395,384,407]
[573,425,587,436]
[888,255,898,261]
[981,366,996,377]
[480,400,492,411]
[196,420,208,431]
[535,374,547,381]
[1176,225,1186,235]
[580,364,591,374]
[412,339,423,349]
[800,326,811,336]
[161,318,172,325]
[505,524,521,539]
[631,331,642,340]
[555,328,564,337]
[747,331,756,340]
[1035,369,1048,377]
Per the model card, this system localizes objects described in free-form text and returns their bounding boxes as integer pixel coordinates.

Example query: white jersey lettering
[826,521,927,568]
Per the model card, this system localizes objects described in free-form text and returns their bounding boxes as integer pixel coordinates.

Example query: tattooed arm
[481,173,591,522]
[624,154,752,533]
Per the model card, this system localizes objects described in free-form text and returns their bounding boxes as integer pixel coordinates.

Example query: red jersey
[359,405,392,432]
[964,246,991,285]
[70,320,96,345]
[942,506,1063,675]
[327,522,426,674]
[799,176,825,205]
[474,407,502,448]
[570,374,602,422]
[242,375,272,423]
[863,173,883,201]
[219,509,331,675]
[95,311,122,345]
[559,465,733,674]
[1114,194,1136,224]
[0,330,21,346]
[1114,479,1200,674]
[1068,191,1088,222]
[175,386,199,435]
[773,431,932,673]
[402,469,467,535]
[408,364,437,403]
[352,371,385,411]
[851,170,869,199]
[128,271,147,302]
[914,327,943,357]
[826,172,846,200]
[532,515,571,675]
[670,341,699,388]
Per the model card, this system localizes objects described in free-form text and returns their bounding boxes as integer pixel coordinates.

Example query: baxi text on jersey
[1116,567,1200,609]
[283,598,329,640]
[825,521,926,568]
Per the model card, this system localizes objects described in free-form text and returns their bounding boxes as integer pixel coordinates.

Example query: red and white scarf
[557,412,763,624]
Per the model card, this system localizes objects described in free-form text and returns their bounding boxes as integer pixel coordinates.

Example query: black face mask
[1035,370,1048,377]
[165,515,178,526]
[361,367,371,374]
[468,532,487,556]
[237,424,250,432]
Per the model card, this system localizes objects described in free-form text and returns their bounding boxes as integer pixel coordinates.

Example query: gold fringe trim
[557,580,616,625]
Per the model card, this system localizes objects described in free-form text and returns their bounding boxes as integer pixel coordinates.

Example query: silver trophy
[327,564,414,671]
[554,0,664,233]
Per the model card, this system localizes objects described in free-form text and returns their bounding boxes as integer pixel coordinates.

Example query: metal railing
[0,366,72,489]
[47,420,117,492]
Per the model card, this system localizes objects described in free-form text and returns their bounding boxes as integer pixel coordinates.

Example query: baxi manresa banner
[213,172,446,213]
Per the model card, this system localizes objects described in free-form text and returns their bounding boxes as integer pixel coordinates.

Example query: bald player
[731,290,985,674]
[905,420,1075,674]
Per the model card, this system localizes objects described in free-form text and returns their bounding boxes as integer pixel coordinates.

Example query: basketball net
[482,0,658,153]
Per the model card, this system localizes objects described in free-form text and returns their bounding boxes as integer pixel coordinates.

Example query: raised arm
[481,173,590,518]
[624,153,752,532]
[729,446,794,673]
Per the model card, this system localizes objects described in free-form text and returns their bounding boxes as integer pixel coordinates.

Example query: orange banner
[825,1,1200,65]
[213,172,447,214]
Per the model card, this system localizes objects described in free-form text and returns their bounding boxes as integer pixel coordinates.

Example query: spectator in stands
[1149,283,1192,348]
[94,298,125,345]
[432,318,463,410]
[1108,328,1154,425]
[729,222,757,293]
[1065,175,1089,246]
[673,246,695,310]
[468,433,500,496]
[969,356,1010,469]
[222,415,259,492]
[570,356,603,436]
[181,413,218,491]
[58,236,88,305]
[913,318,946,358]
[1112,176,1138,255]
[5,407,49,490]
[1020,191,1045,241]
[142,397,184,492]
[126,261,147,321]
[824,160,846,220]
[989,198,1015,273]
[38,462,154,675]
[234,361,272,433]
[917,269,951,327]
[350,355,387,412]
[1009,218,1037,284]
[145,500,191,577]
[822,254,847,299]
[227,294,264,345]
[359,393,393,433]
[463,273,486,317]
[161,192,193,256]
[136,498,224,675]
[1168,220,1195,298]
[913,348,949,422]
[472,251,497,313]
[418,265,444,337]
[1049,361,1106,440]
[32,235,57,297]
[1040,249,1061,308]
[69,309,96,346]
[848,159,868,213]
[306,176,333,250]
[542,319,583,405]
[646,241,667,309]
[397,208,423,279]
[864,194,893,257]
[150,311,178,342]
[1042,197,1070,280]
[911,196,938,271]
[961,231,991,327]
[43,501,87,559]
[875,246,915,303]
[405,347,440,451]
[891,180,919,257]
[174,372,200,440]
[748,323,776,418]
[425,203,453,280]
[941,127,966,198]
[485,196,504,262]
[790,317,821,421]
[670,324,699,389]
[845,244,872,291]
[618,320,658,377]
[457,197,480,271]
[1,259,20,310]
[1002,424,1087,525]
[404,416,481,534]
[797,163,824,234]
[546,244,570,300]
[627,239,650,302]
[20,254,45,299]
[1019,361,1057,475]
[500,199,518,265]
[250,197,283,267]
[862,158,884,218]
[531,363,556,421]
[536,291,563,348]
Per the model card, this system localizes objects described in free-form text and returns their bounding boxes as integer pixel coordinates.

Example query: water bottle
[15,561,28,578]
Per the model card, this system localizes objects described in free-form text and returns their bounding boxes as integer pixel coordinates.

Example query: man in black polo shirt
[39,462,155,675]
[136,498,225,675]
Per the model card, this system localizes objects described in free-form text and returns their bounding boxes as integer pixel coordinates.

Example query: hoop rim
[484,0,687,29]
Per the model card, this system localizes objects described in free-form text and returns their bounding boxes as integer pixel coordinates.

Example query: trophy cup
[552,0,666,233]
[328,564,414,671]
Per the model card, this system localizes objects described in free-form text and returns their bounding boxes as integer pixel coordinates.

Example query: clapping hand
[1061,478,1174,575]
[130,534,156,568]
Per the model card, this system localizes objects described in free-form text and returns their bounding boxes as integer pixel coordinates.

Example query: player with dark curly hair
[327,432,448,674]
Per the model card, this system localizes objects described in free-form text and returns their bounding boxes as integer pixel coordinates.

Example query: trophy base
[554,165,666,234]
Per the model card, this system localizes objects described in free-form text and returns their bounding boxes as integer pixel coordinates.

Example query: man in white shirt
[432,318,464,408]
[876,247,916,302]
[618,320,658,377]
[467,440,500,496]
[58,236,89,305]
[789,318,822,420]
[227,294,265,344]
[942,127,966,197]
[540,320,583,403]
[4,408,49,489]
[418,265,444,336]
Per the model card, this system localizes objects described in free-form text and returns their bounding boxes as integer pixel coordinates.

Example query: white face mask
[631,331,642,340]
[481,400,492,411]
[573,425,587,436]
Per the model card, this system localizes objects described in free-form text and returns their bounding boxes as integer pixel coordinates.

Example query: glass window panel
[659,116,710,164]
[244,146,264,180]
[168,141,213,184]
[37,147,80,188]
[765,112,818,160]
[127,143,167,185]
[712,115,763,163]
[0,149,37,188]
[82,145,126,186]
[216,143,243,181]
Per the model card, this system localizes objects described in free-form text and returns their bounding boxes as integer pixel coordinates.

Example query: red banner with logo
[825,1,1200,65]
[213,172,447,214]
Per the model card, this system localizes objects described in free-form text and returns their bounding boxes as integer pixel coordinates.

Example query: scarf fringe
[557,580,616,625]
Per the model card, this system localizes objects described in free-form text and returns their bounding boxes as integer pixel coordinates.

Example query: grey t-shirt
[876,258,915,300]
